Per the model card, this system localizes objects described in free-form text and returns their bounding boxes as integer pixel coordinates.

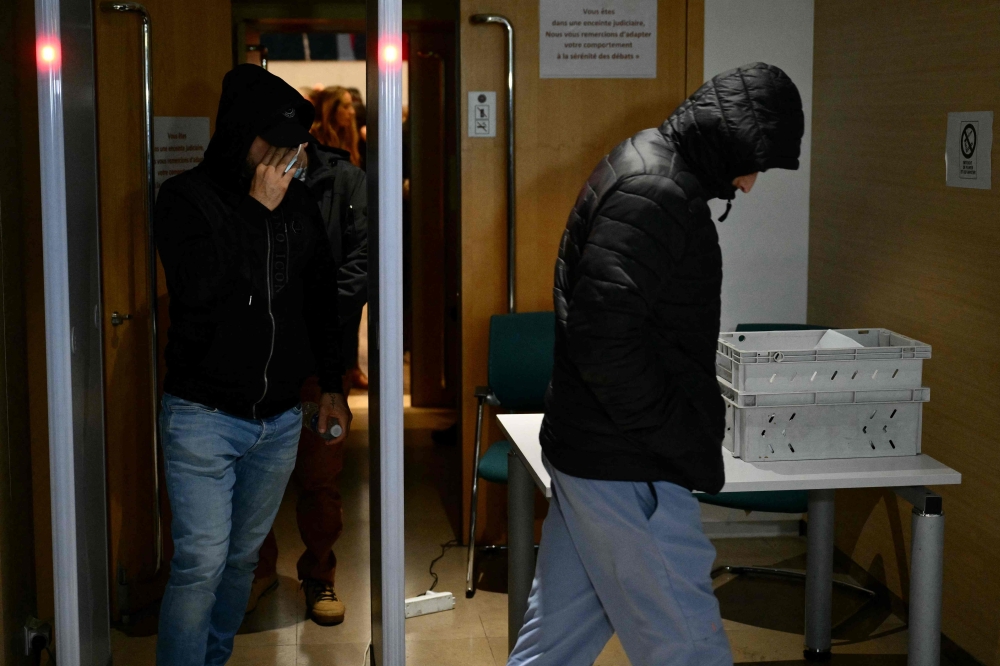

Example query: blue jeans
[508,457,733,666]
[156,394,301,666]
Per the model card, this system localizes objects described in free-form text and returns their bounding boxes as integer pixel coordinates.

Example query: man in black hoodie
[507,63,804,666]
[153,65,351,666]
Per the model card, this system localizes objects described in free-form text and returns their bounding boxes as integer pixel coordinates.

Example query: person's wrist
[250,190,277,211]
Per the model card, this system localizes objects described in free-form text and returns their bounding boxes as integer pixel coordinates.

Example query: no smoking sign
[468,91,497,138]
[959,121,978,179]
[946,112,992,190]
[961,123,977,159]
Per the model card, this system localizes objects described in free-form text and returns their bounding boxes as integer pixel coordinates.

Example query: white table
[496,413,961,665]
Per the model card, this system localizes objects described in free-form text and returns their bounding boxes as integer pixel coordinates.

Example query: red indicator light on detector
[382,43,399,64]
[37,40,61,68]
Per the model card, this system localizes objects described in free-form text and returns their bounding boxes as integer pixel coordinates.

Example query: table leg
[908,503,944,666]
[805,489,835,661]
[507,449,536,654]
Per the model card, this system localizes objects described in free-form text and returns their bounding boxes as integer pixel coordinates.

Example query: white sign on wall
[467,91,497,138]
[539,0,657,79]
[154,116,210,196]
[946,111,992,189]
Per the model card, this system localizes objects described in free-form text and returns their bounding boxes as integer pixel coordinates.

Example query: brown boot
[245,572,279,614]
[303,579,346,626]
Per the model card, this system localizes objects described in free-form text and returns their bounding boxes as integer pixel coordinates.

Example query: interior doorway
[98,2,462,663]
[240,14,460,414]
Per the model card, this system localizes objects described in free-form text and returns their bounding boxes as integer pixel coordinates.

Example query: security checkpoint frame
[36,0,409,662]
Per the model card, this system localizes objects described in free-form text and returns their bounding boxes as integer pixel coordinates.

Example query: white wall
[704,0,814,332]
[268,60,410,107]
[701,0,814,533]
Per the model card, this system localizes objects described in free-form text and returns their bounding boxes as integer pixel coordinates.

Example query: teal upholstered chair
[466,311,555,598]
[703,324,873,601]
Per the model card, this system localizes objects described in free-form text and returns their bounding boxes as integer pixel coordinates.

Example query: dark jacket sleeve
[154,181,268,316]
[337,165,368,323]
[303,206,346,395]
[564,174,681,434]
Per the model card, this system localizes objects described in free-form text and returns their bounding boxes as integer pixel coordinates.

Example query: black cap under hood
[661,62,804,201]
[202,64,315,192]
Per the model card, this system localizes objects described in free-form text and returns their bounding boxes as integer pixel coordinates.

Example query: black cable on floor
[428,539,460,592]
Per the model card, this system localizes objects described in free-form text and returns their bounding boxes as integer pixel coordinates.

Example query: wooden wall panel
[1,0,43,660]
[21,0,52,630]
[685,0,703,96]
[459,0,695,541]
[94,0,232,618]
[810,2,1000,663]
[410,28,459,408]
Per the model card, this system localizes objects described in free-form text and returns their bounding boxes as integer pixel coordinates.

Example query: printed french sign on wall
[539,0,657,79]
[946,111,992,189]
[154,116,211,197]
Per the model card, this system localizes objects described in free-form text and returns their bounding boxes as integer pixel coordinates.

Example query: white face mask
[284,144,306,181]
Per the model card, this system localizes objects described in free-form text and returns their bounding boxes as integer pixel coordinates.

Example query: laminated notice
[539,0,657,79]
[946,111,992,190]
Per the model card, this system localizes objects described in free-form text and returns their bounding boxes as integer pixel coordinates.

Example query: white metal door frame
[37,0,408,662]
[366,0,406,663]
[35,0,112,664]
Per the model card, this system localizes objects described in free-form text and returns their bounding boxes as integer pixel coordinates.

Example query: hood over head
[202,64,315,192]
[661,62,804,200]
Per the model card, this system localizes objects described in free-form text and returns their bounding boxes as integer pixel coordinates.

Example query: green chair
[466,311,555,598]
[703,324,874,601]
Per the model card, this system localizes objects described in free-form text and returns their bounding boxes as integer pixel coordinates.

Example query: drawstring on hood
[660,62,804,203]
[202,64,315,193]
[718,199,733,222]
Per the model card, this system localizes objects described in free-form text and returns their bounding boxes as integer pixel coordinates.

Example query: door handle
[470,14,516,313]
[101,1,163,578]
[110,311,133,326]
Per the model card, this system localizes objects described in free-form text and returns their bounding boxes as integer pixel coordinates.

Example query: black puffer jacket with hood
[541,63,804,493]
[154,65,343,419]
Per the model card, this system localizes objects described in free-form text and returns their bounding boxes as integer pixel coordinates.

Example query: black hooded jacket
[304,144,368,323]
[541,63,804,493]
[154,65,344,419]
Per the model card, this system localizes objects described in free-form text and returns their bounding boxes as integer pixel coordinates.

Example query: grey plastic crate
[717,377,930,408]
[722,383,927,462]
[717,328,931,395]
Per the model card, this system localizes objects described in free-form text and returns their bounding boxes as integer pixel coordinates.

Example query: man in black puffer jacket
[508,63,804,666]
[154,65,352,666]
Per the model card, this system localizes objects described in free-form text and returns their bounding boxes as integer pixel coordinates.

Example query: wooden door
[93,0,232,620]
[409,26,459,408]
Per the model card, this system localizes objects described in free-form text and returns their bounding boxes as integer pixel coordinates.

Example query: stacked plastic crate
[716,329,931,462]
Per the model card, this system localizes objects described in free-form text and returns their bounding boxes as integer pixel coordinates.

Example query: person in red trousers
[248,135,367,627]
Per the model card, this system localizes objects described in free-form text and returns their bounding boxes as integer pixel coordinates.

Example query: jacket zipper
[253,214,277,419]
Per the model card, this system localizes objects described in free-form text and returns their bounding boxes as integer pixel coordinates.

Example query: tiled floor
[113,397,928,666]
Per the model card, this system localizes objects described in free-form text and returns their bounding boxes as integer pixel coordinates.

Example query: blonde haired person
[310,86,362,167]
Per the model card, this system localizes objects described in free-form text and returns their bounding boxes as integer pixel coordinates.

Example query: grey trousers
[507,458,733,666]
